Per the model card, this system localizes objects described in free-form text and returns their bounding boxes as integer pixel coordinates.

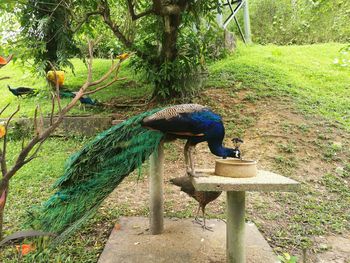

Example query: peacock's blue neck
[208,141,232,158]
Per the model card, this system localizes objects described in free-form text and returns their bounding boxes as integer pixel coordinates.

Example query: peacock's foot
[193,217,203,225]
[186,170,197,177]
[202,224,213,232]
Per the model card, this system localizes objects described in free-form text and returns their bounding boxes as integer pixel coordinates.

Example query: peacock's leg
[201,206,213,231]
[193,204,203,224]
[184,141,196,176]
[184,141,191,175]
[188,145,196,176]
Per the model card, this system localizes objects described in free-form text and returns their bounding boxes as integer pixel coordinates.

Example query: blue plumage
[79,96,97,105]
[30,104,240,240]
[142,104,241,175]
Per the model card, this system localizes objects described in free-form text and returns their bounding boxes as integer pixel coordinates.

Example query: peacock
[30,104,241,241]
[59,90,98,106]
[7,85,35,97]
[170,176,222,230]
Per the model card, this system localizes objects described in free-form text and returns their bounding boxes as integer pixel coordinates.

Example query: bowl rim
[215,159,257,165]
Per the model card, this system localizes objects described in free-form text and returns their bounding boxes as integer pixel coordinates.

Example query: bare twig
[23,140,47,165]
[87,40,94,83]
[1,105,20,176]
[21,137,25,151]
[0,104,10,117]
[0,39,129,194]
[0,55,13,69]
[50,92,55,126]
[48,61,62,112]
[34,105,39,136]
[83,77,127,96]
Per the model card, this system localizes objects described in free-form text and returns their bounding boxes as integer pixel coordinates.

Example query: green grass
[1,44,349,131]
[0,59,151,118]
[1,43,350,261]
[208,43,350,130]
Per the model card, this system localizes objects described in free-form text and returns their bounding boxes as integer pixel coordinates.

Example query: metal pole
[227,191,246,263]
[149,141,164,235]
[243,0,252,44]
[217,0,223,28]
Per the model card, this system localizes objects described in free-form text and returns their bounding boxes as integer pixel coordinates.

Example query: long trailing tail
[29,108,164,242]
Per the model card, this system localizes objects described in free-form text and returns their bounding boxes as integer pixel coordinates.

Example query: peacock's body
[7,85,35,97]
[31,104,240,240]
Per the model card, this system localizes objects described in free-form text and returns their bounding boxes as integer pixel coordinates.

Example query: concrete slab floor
[98,217,278,263]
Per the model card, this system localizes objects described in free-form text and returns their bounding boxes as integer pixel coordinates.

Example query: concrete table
[192,169,300,263]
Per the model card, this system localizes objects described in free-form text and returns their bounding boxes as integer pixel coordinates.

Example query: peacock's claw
[193,217,203,225]
[202,224,213,232]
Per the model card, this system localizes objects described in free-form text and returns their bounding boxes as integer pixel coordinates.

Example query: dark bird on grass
[7,85,35,97]
[79,96,97,106]
[58,90,98,106]
[29,104,240,242]
[59,90,75,99]
[170,176,222,230]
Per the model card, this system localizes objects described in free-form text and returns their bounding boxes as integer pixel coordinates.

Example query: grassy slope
[208,43,350,130]
[0,59,151,118]
[1,43,349,261]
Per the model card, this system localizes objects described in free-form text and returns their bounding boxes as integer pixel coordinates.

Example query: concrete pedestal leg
[227,191,246,263]
[149,142,164,235]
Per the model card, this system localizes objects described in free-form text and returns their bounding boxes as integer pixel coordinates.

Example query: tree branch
[0,39,129,194]
[1,105,20,176]
[83,77,126,96]
[127,0,154,20]
[48,61,62,112]
[22,140,47,165]
[99,0,133,48]
[73,11,102,33]
[0,104,10,117]
[0,55,13,69]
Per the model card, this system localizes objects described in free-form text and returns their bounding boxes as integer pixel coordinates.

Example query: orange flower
[117,53,129,61]
[16,244,35,256]
[0,124,6,138]
[0,56,7,65]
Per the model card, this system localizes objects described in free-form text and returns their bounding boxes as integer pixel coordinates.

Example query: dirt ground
[102,88,350,263]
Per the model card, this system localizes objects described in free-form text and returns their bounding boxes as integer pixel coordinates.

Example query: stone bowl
[215,159,257,178]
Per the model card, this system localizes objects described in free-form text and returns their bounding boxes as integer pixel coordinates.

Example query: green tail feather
[29,108,164,240]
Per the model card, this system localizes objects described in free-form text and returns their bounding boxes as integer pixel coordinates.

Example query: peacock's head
[229,137,244,159]
[227,148,241,159]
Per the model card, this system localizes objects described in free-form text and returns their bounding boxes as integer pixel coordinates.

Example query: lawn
[0,58,152,118]
[208,43,350,130]
[1,43,349,129]
[1,43,349,262]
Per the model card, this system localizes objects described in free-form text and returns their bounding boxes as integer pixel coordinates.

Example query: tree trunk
[0,188,7,239]
[152,13,183,99]
[162,14,180,61]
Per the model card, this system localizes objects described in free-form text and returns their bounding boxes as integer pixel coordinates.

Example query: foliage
[278,252,298,263]
[2,0,224,100]
[246,0,350,44]
[130,25,212,100]
[19,0,80,72]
